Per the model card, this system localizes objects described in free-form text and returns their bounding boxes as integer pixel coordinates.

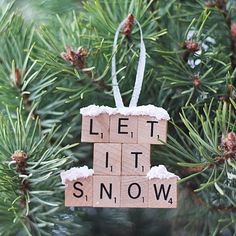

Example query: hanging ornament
[61,15,180,208]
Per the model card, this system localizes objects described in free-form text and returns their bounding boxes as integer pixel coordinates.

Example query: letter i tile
[93,143,121,175]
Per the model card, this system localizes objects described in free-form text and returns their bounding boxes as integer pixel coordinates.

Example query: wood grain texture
[65,177,93,207]
[138,117,168,144]
[93,175,121,208]
[93,143,121,175]
[110,115,138,143]
[81,114,110,143]
[148,177,177,208]
[121,144,150,175]
[120,176,148,208]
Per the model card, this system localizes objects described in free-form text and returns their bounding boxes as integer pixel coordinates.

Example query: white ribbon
[112,17,146,108]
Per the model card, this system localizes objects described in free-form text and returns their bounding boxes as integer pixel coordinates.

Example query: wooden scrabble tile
[148,177,177,208]
[65,176,93,207]
[121,176,148,208]
[81,114,109,143]
[122,144,150,176]
[138,116,168,144]
[93,143,121,175]
[110,115,138,143]
[93,176,121,207]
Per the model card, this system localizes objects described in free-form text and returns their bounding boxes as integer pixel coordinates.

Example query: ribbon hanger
[111,16,146,108]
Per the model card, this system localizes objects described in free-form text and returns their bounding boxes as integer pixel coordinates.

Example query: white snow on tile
[60,166,94,184]
[80,105,114,117]
[147,165,180,180]
[80,104,170,120]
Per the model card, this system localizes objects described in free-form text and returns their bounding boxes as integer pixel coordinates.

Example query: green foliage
[157,101,236,234]
[0,0,236,235]
[155,2,235,117]
[0,106,78,235]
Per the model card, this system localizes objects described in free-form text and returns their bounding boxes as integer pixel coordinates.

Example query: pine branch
[211,0,236,72]
[158,101,236,206]
[0,106,78,235]
[1,0,236,235]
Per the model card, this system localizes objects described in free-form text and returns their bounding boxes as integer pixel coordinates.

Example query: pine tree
[0,0,236,235]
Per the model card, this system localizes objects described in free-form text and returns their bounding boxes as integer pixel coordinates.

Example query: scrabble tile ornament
[61,105,180,208]
[60,15,180,209]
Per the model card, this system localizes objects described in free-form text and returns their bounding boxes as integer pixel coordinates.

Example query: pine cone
[123,14,134,38]
[11,150,27,174]
[231,23,236,37]
[192,74,201,87]
[61,46,88,69]
[221,132,236,154]
[183,40,199,52]
[15,68,21,88]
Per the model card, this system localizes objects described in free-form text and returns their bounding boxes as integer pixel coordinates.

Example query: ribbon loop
[112,16,146,108]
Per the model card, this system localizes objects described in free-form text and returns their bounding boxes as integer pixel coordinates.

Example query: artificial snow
[80,105,114,117]
[60,166,94,184]
[146,165,180,180]
[80,104,170,120]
